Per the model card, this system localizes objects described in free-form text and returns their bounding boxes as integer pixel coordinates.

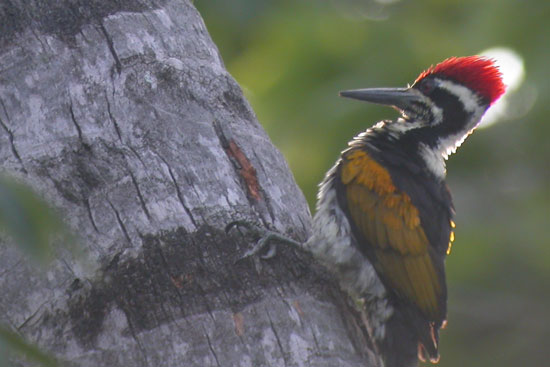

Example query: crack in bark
[310,323,322,355]
[17,300,48,331]
[78,29,91,44]
[121,308,150,367]
[29,27,50,53]
[60,258,77,277]
[179,168,208,225]
[214,121,262,201]
[266,307,289,367]
[99,22,122,75]
[68,101,84,143]
[128,171,152,222]
[0,116,26,172]
[161,159,198,229]
[0,98,27,172]
[203,326,222,367]
[107,199,133,246]
[212,119,272,228]
[84,197,100,233]
[105,94,122,141]
[127,145,147,168]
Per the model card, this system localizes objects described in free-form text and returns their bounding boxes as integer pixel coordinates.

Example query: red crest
[415,56,506,105]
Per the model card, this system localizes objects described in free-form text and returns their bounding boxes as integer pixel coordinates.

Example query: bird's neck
[350,122,445,180]
[364,114,483,180]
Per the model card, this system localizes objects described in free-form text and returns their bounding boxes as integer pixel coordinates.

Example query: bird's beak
[339,87,422,111]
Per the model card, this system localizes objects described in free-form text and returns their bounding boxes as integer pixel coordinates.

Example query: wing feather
[340,150,445,320]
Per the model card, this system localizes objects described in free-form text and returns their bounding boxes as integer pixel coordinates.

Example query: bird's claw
[242,233,278,260]
[225,220,259,235]
[226,220,279,263]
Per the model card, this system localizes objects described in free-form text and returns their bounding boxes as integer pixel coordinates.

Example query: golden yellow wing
[341,149,444,320]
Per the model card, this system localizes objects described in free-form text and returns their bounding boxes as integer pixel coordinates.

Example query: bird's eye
[418,79,435,95]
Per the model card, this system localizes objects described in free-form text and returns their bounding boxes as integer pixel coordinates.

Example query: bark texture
[0,1,377,366]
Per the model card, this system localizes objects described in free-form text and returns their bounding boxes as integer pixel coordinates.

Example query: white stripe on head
[438,79,482,113]
[416,79,488,179]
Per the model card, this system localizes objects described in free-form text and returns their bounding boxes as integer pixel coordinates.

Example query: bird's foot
[225,220,301,262]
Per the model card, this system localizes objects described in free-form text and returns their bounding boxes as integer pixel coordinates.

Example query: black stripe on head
[429,87,470,130]
[414,76,469,128]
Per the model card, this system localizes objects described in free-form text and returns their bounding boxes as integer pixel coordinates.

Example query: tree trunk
[0,1,377,366]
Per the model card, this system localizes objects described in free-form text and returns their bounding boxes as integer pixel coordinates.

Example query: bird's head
[340,56,506,178]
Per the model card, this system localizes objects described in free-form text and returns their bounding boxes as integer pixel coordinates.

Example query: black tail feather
[380,307,442,367]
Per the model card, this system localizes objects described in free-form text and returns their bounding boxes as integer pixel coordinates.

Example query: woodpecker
[227,56,505,367]
[306,56,505,366]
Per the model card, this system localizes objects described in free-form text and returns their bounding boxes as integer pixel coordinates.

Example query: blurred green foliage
[0,327,57,367]
[0,176,67,366]
[197,0,550,366]
[0,176,69,263]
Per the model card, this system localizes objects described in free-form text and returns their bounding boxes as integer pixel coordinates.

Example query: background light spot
[478,47,526,128]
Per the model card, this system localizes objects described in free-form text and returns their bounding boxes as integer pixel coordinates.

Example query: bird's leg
[225,220,302,261]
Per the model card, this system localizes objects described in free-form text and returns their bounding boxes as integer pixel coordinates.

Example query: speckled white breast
[305,162,393,339]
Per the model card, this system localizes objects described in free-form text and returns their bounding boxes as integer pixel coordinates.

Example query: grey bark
[0,1,377,366]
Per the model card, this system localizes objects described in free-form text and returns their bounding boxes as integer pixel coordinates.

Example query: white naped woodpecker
[229,56,505,367]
